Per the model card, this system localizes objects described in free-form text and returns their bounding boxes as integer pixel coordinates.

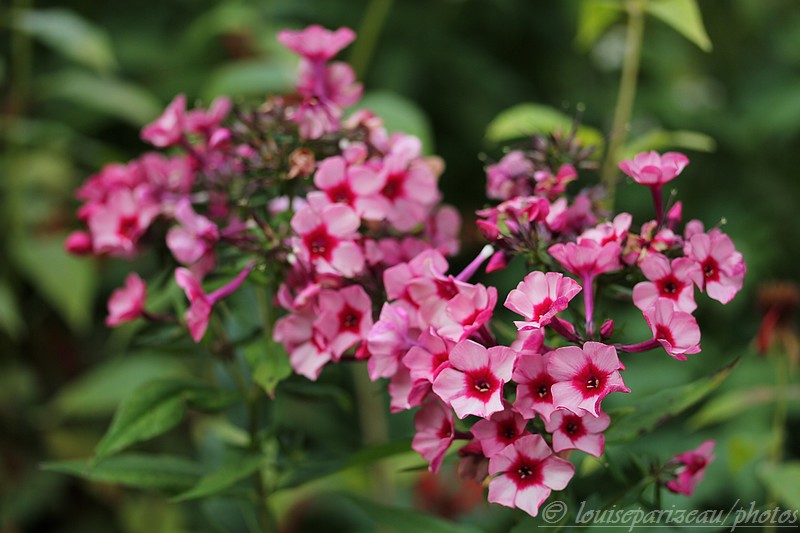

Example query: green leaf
[41,70,162,126]
[51,355,188,419]
[485,103,604,152]
[352,91,435,154]
[346,495,484,533]
[9,234,97,333]
[688,385,800,430]
[759,462,800,510]
[575,0,624,51]
[245,338,292,398]
[12,8,117,71]
[42,454,202,492]
[605,358,738,443]
[645,0,712,52]
[172,452,264,501]
[0,278,24,339]
[94,379,236,461]
[202,59,295,101]
[621,129,716,159]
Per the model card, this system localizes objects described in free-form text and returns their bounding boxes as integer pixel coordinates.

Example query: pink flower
[87,188,160,257]
[633,254,703,313]
[548,240,622,281]
[433,283,497,342]
[534,163,577,200]
[175,264,253,342]
[504,271,582,330]
[166,200,219,278]
[314,285,373,358]
[367,303,415,380]
[424,205,461,257]
[684,229,746,304]
[666,440,715,496]
[618,151,689,187]
[486,151,534,200]
[544,409,610,457]
[403,328,454,383]
[297,60,362,108]
[291,203,364,277]
[185,96,231,135]
[512,351,558,422]
[277,25,356,62]
[65,231,92,255]
[141,94,186,148]
[471,406,528,457]
[579,213,633,247]
[274,308,333,381]
[313,156,388,219]
[622,220,680,265]
[487,434,574,517]
[106,273,146,327]
[412,399,455,473]
[388,364,430,412]
[432,339,515,419]
[549,342,629,417]
[643,300,701,360]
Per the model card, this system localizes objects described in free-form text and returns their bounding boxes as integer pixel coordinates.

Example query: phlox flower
[544,409,610,457]
[432,339,515,419]
[87,188,160,257]
[548,240,622,281]
[684,227,746,304]
[403,328,454,384]
[367,303,416,380]
[633,253,703,313]
[313,156,388,219]
[412,399,455,473]
[314,285,373,358]
[141,94,186,148]
[106,273,147,327]
[274,308,333,381]
[432,282,498,342]
[618,151,689,187]
[534,163,577,200]
[579,213,633,247]
[666,440,715,496]
[549,342,629,417]
[291,203,364,277]
[504,271,582,330]
[512,351,558,422]
[643,300,701,359]
[487,434,574,517]
[166,199,219,278]
[470,406,528,457]
[277,25,356,62]
[486,150,534,200]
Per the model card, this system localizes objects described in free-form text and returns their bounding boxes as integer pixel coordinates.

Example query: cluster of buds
[384,148,745,517]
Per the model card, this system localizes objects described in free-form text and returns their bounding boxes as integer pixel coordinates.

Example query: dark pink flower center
[326,182,356,205]
[497,420,519,444]
[339,305,362,332]
[561,414,586,438]
[509,456,544,488]
[117,215,139,240]
[529,375,554,403]
[303,225,336,260]
[437,419,453,440]
[657,275,682,298]
[576,363,605,398]
[466,367,500,400]
[381,172,405,201]
[532,297,554,320]
[655,324,676,346]
[435,278,459,300]
[702,258,719,282]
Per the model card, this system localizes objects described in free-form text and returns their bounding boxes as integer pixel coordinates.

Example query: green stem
[599,0,646,211]
[351,364,392,502]
[350,0,395,79]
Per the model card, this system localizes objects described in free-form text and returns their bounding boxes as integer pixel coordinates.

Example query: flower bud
[65,231,93,255]
[600,319,614,339]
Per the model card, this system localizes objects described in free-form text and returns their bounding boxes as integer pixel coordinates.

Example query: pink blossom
[633,254,703,313]
[544,409,610,457]
[643,300,701,360]
[166,200,219,278]
[623,220,680,265]
[579,213,633,247]
[477,196,549,242]
[141,94,186,148]
[432,339,515,419]
[512,351,559,422]
[277,25,356,62]
[549,342,629,417]
[388,364,430,413]
[666,440,715,496]
[297,60,362,108]
[424,205,461,257]
[367,303,415,380]
[548,240,622,280]
[403,328,454,383]
[87,188,160,257]
[684,229,746,304]
[185,96,231,135]
[487,434,574,517]
[618,151,689,187]
[291,203,364,277]
[175,264,253,342]
[486,151,534,200]
[412,399,455,473]
[65,231,92,255]
[504,271,582,330]
[274,308,334,381]
[291,99,341,139]
[106,273,147,327]
[534,163,577,200]
[432,282,498,342]
[313,156,388,219]
[314,285,373,358]
[471,407,528,457]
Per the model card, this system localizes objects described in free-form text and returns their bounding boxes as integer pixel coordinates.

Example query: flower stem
[651,185,664,225]
[582,275,596,338]
[600,0,646,211]
[350,0,395,79]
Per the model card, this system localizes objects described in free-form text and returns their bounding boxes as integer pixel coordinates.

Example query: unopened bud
[600,319,614,339]
[65,231,93,255]
[485,250,509,273]
[288,148,316,179]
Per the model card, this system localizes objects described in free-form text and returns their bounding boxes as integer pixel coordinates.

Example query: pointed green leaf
[688,385,800,430]
[485,103,604,152]
[646,0,712,52]
[352,91,435,154]
[621,129,715,159]
[12,8,117,71]
[94,379,235,461]
[173,452,264,501]
[605,358,738,443]
[42,454,202,492]
[575,0,624,51]
[245,338,291,397]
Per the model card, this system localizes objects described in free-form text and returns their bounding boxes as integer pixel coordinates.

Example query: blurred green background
[2,0,799,531]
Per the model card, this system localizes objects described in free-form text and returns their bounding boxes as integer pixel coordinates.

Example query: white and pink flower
[412,399,455,473]
[504,271,582,330]
[470,406,528,457]
[544,409,610,457]
[106,273,147,327]
[633,254,703,313]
